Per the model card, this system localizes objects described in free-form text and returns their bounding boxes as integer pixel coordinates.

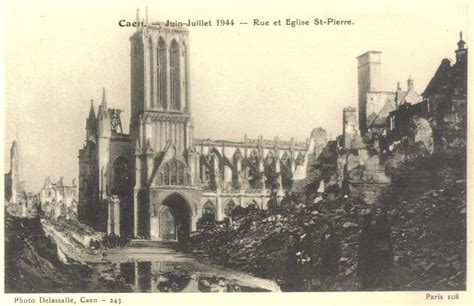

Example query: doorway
[160,193,191,242]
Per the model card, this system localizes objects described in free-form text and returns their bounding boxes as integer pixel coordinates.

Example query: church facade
[78,23,318,241]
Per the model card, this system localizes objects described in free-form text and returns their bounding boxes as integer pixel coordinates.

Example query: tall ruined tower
[357,51,382,133]
[8,141,20,203]
[343,107,358,149]
[130,17,200,240]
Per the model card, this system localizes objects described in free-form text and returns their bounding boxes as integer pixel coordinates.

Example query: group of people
[89,239,101,254]
[101,233,129,249]
[285,205,394,291]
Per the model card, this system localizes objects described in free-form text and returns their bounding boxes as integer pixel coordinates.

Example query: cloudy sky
[3,0,468,191]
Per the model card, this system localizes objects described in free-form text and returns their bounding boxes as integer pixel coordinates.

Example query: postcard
[1,0,472,305]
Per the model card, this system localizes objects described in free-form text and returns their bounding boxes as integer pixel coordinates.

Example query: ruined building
[4,141,21,204]
[338,34,467,204]
[78,20,324,240]
[357,51,422,138]
[385,33,468,155]
[38,177,78,220]
[4,141,38,217]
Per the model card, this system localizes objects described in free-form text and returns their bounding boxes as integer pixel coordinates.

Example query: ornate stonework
[78,24,325,241]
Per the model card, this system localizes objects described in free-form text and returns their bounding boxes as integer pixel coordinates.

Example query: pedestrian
[357,212,374,289]
[93,240,101,254]
[318,221,340,290]
[89,239,96,255]
[299,223,314,291]
[343,194,352,213]
[372,206,394,288]
[285,232,300,291]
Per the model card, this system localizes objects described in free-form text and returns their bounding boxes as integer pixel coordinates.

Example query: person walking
[358,212,375,289]
[299,223,314,291]
[372,206,394,288]
[318,221,341,290]
[285,232,300,291]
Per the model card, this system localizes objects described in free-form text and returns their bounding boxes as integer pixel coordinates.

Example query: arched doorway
[160,193,191,242]
[159,207,176,240]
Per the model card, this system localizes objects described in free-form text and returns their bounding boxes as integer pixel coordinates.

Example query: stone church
[78,21,323,241]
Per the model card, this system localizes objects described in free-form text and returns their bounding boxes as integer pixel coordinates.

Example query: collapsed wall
[336,107,391,204]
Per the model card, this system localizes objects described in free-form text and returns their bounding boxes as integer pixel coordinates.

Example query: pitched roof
[423,58,452,98]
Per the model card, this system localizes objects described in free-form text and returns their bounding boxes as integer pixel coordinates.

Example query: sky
[2,0,469,192]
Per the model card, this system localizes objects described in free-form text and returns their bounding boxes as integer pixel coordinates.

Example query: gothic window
[157,38,167,109]
[201,164,210,182]
[170,161,177,185]
[159,159,188,186]
[249,150,259,166]
[296,152,305,164]
[280,152,289,165]
[149,38,154,108]
[164,163,170,185]
[183,42,188,110]
[265,151,275,166]
[170,40,181,111]
[264,152,277,189]
[202,201,215,216]
[244,167,250,179]
[280,152,293,188]
[177,162,184,185]
[233,150,241,163]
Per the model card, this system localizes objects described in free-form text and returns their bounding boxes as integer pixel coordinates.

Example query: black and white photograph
[1,0,471,304]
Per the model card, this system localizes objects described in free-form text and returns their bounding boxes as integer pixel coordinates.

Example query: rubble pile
[4,212,91,292]
[4,212,131,293]
[45,217,105,249]
[184,196,370,290]
[185,152,466,291]
[390,179,466,290]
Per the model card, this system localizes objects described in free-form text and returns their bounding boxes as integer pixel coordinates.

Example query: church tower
[130,14,200,240]
[357,51,382,133]
[130,19,193,155]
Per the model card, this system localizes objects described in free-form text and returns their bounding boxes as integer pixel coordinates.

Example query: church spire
[101,88,107,107]
[98,88,109,120]
[86,99,97,141]
[455,31,467,63]
[86,99,96,128]
[136,8,140,31]
[457,31,466,50]
[88,99,95,119]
